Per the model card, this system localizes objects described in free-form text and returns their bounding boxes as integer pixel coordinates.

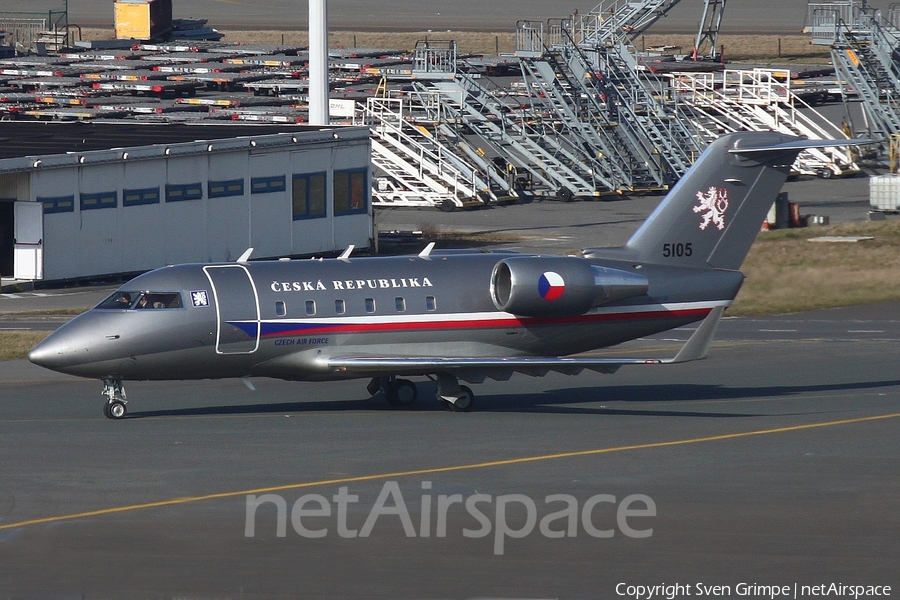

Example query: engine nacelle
[490,256,649,318]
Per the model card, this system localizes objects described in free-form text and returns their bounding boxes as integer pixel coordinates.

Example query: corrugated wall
[30,138,371,281]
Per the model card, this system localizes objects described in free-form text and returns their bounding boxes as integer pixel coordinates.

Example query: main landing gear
[368,373,475,412]
[101,377,128,420]
[435,373,474,412]
[368,376,418,407]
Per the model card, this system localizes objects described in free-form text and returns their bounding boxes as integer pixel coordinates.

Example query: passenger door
[203,265,261,354]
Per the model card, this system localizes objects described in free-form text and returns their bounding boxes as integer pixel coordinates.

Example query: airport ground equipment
[404,40,605,199]
[357,93,502,209]
[515,21,670,191]
[673,68,860,177]
[807,0,900,139]
[694,0,727,60]
[573,0,685,47]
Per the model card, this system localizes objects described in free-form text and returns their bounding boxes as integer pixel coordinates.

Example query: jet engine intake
[490,256,649,318]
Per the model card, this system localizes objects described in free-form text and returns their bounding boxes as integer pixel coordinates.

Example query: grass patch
[732,220,900,315]
[10,308,89,316]
[78,29,827,62]
[435,230,526,246]
[0,331,49,361]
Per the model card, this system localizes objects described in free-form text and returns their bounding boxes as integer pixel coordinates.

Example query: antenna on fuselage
[236,248,254,263]
[418,241,435,259]
[338,245,355,262]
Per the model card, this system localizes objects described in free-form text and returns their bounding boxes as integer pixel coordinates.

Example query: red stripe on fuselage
[258,306,713,338]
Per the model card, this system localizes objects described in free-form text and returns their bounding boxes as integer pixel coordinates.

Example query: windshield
[96,291,183,310]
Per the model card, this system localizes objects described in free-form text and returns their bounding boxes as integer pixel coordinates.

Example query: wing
[324,307,724,380]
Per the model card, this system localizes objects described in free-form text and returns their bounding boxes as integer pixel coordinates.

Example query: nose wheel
[101,377,128,420]
[103,400,127,419]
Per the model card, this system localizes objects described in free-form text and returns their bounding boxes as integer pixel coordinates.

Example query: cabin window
[305,300,316,315]
[365,298,376,313]
[426,295,437,311]
[395,297,406,312]
[275,301,286,316]
[335,299,345,314]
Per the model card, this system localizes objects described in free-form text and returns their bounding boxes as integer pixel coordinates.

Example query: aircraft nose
[28,333,72,370]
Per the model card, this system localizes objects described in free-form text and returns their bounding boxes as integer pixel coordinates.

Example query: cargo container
[869,173,900,211]
[115,0,173,41]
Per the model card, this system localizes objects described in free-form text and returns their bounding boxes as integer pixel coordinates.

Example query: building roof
[0,121,324,161]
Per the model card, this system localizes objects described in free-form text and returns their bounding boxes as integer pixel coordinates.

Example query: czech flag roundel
[538,271,565,301]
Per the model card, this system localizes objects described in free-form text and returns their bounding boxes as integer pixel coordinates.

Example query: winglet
[236,248,254,263]
[338,245,355,262]
[666,306,725,364]
[418,241,436,259]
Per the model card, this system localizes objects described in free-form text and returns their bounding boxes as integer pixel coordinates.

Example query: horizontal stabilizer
[728,137,880,155]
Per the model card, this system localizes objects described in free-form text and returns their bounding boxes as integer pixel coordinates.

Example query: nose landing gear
[101,377,128,419]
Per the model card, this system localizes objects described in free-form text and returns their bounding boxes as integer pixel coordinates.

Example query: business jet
[28,132,862,418]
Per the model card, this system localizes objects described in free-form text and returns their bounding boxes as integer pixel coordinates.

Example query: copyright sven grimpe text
[616,583,892,600]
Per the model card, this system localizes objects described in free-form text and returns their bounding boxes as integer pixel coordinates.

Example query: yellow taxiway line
[2,411,899,531]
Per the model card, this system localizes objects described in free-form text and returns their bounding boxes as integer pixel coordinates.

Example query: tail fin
[586,132,866,270]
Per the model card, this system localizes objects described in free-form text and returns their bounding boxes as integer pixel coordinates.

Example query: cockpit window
[96,291,183,310]
[97,291,138,309]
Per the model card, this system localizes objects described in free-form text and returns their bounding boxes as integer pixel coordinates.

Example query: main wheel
[446,385,474,412]
[106,400,127,420]
[387,379,418,407]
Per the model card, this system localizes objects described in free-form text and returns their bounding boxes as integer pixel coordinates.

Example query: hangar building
[0,122,372,282]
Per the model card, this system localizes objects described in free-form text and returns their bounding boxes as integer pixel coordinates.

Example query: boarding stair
[573,0,686,47]
[673,69,859,176]
[359,96,488,208]
[831,23,900,137]
[514,54,633,192]
[808,1,900,138]
[404,39,601,199]
[569,37,701,186]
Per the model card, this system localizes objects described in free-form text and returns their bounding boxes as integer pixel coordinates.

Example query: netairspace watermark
[616,583,892,600]
[244,480,656,555]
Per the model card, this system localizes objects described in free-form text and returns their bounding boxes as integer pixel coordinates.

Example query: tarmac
[0,304,898,597]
